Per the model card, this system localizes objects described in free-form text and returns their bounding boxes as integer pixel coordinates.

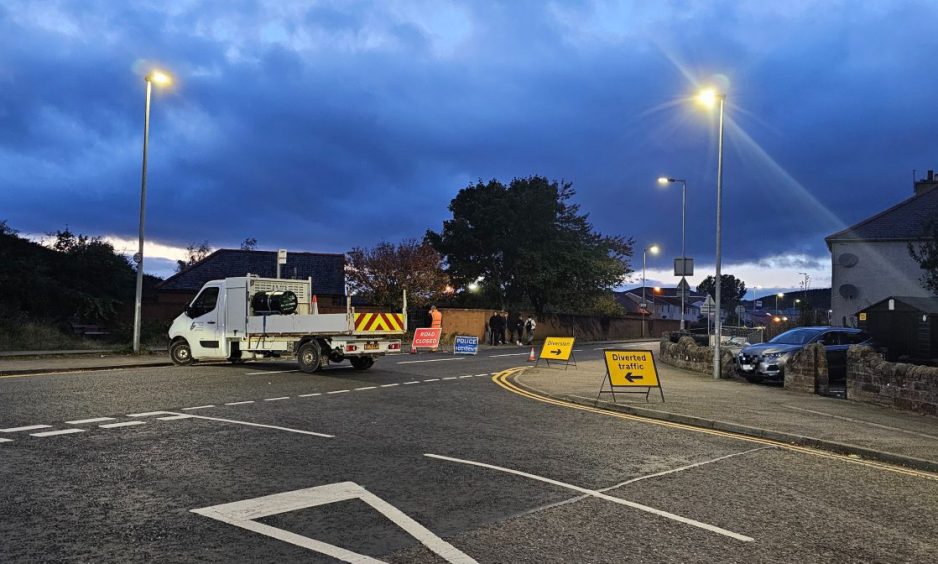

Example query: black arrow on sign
[624,372,643,383]
[551,349,562,355]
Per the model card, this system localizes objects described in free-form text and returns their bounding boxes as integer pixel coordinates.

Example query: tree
[240,237,258,251]
[346,239,449,309]
[909,220,938,295]
[696,274,747,323]
[426,176,633,314]
[176,241,212,272]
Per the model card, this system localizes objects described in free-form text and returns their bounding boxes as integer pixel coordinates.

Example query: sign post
[536,337,576,369]
[411,328,441,353]
[453,335,479,355]
[598,349,664,403]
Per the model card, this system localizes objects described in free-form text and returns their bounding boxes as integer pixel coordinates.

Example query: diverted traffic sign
[411,328,441,351]
[453,335,479,355]
[599,349,664,402]
[536,337,576,369]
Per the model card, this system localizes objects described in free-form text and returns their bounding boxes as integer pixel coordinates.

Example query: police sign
[453,335,479,355]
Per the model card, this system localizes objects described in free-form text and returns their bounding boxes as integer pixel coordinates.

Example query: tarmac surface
[2,341,936,562]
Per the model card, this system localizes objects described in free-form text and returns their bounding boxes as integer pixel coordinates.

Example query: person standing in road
[511,313,524,345]
[524,315,536,345]
[429,305,442,352]
[489,311,501,346]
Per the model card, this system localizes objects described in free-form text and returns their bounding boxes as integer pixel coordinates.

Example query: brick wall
[658,333,736,378]
[846,346,938,415]
[783,343,827,394]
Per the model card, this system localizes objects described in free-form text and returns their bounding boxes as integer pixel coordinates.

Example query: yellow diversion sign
[599,349,664,402]
[539,337,575,361]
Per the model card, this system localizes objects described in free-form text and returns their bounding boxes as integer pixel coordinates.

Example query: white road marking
[488,352,530,358]
[475,373,489,377]
[264,397,290,402]
[403,381,420,385]
[191,482,476,564]
[246,369,299,376]
[599,447,775,491]
[157,414,194,421]
[458,375,473,379]
[128,411,174,417]
[182,405,215,411]
[0,424,52,433]
[0,438,12,443]
[355,386,377,391]
[397,357,465,365]
[425,453,753,542]
[423,378,440,382]
[327,389,350,395]
[380,383,399,388]
[442,376,458,380]
[172,413,333,438]
[225,401,255,406]
[31,428,86,437]
[65,417,116,425]
[783,405,938,440]
[298,392,322,397]
[100,421,147,429]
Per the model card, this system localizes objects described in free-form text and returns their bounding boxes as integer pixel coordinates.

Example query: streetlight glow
[696,87,718,107]
[147,70,173,86]
[657,176,669,185]
[649,244,660,255]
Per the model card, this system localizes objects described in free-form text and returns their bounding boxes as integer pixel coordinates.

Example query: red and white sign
[412,328,442,349]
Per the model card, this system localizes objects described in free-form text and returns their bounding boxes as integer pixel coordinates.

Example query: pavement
[0,351,172,376]
[514,345,938,472]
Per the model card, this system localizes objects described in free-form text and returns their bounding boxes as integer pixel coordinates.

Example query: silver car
[736,326,871,384]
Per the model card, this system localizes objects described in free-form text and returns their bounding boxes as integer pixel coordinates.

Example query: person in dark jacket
[488,311,501,346]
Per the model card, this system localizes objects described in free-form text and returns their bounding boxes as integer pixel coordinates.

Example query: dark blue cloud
[1,0,937,283]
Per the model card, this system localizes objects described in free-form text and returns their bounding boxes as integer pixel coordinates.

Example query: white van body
[168,276,405,372]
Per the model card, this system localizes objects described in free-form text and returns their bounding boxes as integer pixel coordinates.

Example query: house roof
[157,249,346,294]
[861,296,938,314]
[825,186,938,246]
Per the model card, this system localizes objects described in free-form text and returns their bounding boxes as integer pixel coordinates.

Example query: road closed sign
[540,337,575,361]
[412,328,442,350]
[604,350,659,387]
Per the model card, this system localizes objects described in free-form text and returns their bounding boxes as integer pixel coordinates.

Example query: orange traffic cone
[411,344,418,354]
[527,347,536,362]
[310,294,319,314]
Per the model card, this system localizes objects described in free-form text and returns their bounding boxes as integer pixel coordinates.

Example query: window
[189,287,219,318]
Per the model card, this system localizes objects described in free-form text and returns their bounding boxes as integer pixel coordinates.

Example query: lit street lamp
[642,244,660,338]
[696,87,726,380]
[657,176,688,329]
[132,69,172,353]
[776,292,784,315]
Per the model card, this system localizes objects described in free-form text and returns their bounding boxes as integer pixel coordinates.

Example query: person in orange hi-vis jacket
[429,305,442,351]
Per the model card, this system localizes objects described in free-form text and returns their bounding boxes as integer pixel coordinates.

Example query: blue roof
[157,249,345,295]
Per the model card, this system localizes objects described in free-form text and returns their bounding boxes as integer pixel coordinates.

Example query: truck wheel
[297,341,323,373]
[350,357,375,370]
[170,340,194,366]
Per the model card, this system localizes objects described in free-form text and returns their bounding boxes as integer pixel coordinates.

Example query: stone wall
[658,333,736,379]
[846,346,938,415]
[783,343,828,394]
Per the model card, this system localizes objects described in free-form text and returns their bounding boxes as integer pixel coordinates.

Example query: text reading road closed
[605,350,659,387]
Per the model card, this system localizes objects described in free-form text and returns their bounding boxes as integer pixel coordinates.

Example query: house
[149,249,346,321]
[826,172,938,327]
[618,287,704,322]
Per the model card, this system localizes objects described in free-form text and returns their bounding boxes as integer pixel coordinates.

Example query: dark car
[736,326,872,384]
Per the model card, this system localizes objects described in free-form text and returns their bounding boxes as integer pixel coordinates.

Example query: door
[186,285,227,360]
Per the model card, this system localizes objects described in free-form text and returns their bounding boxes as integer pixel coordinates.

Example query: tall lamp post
[776,292,784,315]
[657,176,687,329]
[641,244,660,338]
[132,70,172,353]
[697,87,726,380]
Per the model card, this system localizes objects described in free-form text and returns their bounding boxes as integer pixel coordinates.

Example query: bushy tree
[697,274,747,323]
[176,241,212,272]
[240,237,257,251]
[346,239,449,308]
[427,176,633,314]
[909,220,938,295]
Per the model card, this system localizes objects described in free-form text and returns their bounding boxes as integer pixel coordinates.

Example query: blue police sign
[454,335,479,355]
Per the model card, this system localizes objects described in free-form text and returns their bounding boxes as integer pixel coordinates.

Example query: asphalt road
[1,342,936,563]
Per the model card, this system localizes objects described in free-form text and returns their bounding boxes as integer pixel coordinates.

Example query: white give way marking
[192,481,476,563]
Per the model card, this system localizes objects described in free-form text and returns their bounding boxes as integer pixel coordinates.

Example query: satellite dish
[838,253,859,267]
[838,284,859,300]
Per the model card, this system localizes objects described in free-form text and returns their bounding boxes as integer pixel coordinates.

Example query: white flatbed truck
[168,276,405,373]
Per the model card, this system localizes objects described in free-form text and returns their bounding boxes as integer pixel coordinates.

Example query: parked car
[736,326,872,384]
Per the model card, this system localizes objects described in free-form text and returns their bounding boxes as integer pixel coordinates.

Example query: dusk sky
[2,1,937,298]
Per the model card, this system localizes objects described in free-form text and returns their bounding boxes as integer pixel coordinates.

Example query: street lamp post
[697,88,726,380]
[132,70,172,354]
[776,292,784,315]
[657,177,687,330]
[642,244,660,338]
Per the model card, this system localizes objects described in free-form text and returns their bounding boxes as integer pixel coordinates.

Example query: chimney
[914,169,938,196]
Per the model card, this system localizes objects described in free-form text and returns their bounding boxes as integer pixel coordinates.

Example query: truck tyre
[297,341,323,373]
[170,340,194,366]
[350,357,375,370]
